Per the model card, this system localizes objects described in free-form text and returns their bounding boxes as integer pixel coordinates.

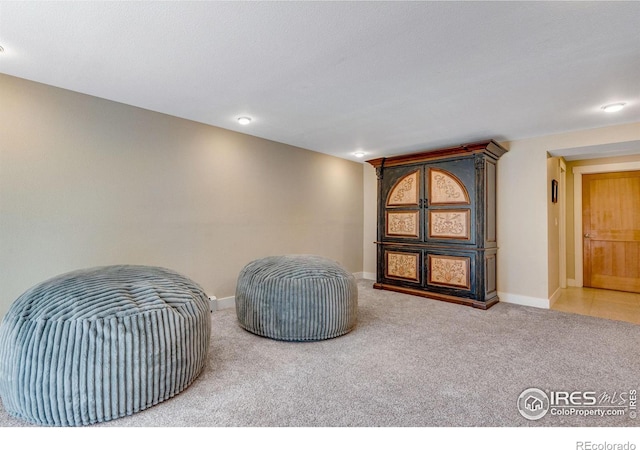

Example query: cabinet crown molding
[367,139,508,169]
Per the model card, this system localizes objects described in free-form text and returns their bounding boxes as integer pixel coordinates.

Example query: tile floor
[551,287,640,324]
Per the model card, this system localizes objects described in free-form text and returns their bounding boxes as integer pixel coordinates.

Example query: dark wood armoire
[367,140,508,309]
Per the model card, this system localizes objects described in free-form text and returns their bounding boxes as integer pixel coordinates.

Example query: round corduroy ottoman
[0,265,211,426]
[235,255,357,341]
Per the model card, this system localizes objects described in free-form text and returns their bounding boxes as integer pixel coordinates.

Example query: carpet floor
[1,280,638,427]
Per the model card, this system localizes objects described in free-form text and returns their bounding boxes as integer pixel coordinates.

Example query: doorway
[582,170,640,293]
[553,159,640,324]
[573,161,640,288]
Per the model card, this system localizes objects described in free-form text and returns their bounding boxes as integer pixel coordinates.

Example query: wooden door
[583,171,640,292]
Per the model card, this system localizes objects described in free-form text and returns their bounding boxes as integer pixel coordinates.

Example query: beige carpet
[1,280,638,428]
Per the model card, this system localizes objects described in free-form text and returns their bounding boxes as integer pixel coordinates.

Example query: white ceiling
[1,1,640,162]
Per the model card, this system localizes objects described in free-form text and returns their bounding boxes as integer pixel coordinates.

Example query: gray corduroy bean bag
[235,255,357,341]
[0,265,211,426]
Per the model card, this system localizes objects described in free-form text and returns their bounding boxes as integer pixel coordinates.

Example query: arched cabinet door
[383,169,422,240]
[427,168,472,242]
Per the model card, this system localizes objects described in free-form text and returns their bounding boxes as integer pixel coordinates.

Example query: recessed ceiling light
[0,45,4,53]
[601,102,626,113]
[353,151,367,158]
[237,116,252,125]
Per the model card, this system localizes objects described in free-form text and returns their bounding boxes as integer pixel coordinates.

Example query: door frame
[559,159,567,288]
[572,161,640,287]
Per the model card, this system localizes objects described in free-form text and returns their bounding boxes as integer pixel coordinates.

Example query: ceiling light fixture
[237,116,252,125]
[601,102,626,113]
[353,151,367,158]
[0,45,4,53]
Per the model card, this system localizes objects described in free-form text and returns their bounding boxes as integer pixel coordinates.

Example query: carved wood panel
[386,211,420,238]
[429,169,470,205]
[428,209,470,239]
[385,250,420,282]
[387,170,419,206]
[427,254,470,289]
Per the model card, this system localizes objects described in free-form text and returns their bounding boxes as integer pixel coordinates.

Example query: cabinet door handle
[583,233,590,238]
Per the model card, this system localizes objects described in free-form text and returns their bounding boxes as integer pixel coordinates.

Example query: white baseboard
[567,278,580,287]
[549,287,561,308]
[354,271,376,280]
[214,271,376,311]
[213,296,235,311]
[214,287,551,310]
[498,292,550,309]
[212,272,375,311]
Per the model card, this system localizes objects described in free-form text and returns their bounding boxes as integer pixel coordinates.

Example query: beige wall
[362,164,378,277]
[0,74,364,319]
[494,138,550,306]
[4,73,640,318]
[547,156,562,299]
